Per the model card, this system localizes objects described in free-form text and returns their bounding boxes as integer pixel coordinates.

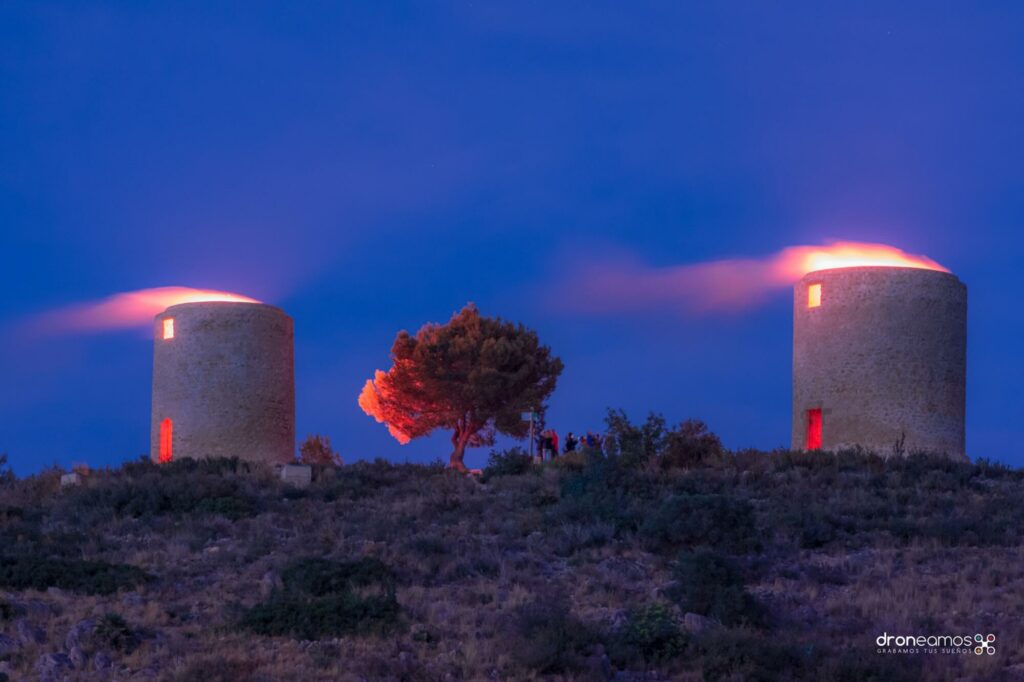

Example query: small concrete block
[60,472,81,487]
[280,464,312,488]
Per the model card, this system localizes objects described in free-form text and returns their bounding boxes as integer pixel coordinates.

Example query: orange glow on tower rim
[779,242,949,279]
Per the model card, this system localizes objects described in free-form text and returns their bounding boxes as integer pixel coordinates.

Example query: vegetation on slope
[0,415,1021,680]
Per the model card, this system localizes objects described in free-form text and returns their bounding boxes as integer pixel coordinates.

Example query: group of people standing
[535,429,603,461]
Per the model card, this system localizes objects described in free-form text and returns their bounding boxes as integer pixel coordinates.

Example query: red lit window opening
[806,409,822,450]
[159,418,173,463]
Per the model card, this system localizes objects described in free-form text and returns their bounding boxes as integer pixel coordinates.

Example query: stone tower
[792,266,967,460]
[150,301,295,464]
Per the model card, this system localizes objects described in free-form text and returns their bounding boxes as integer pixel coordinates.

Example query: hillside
[1,435,1022,681]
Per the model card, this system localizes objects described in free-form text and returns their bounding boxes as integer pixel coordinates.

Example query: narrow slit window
[807,283,822,308]
[159,418,173,463]
[163,318,175,340]
[806,408,822,450]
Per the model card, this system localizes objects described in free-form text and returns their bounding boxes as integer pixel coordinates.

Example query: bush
[639,494,758,553]
[55,457,264,522]
[604,409,666,467]
[688,630,922,682]
[482,448,534,480]
[506,595,593,674]
[667,549,763,627]
[660,420,725,469]
[94,613,140,653]
[0,555,149,595]
[0,453,13,487]
[299,434,343,467]
[239,557,399,639]
[552,452,657,531]
[280,557,394,596]
[240,591,399,639]
[0,598,25,621]
[167,659,260,682]
[610,602,686,664]
[689,630,803,681]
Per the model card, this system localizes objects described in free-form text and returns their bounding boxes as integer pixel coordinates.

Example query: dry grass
[0,451,1022,680]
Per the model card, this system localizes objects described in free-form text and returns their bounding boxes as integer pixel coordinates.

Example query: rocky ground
[1,441,1023,681]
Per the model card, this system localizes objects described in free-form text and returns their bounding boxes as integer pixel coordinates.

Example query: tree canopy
[358,304,563,471]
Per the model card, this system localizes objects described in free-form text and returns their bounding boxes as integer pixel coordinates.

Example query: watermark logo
[974,634,996,656]
[876,632,997,656]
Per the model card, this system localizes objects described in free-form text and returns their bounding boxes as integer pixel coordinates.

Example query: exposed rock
[93,652,113,671]
[280,464,312,488]
[35,652,73,680]
[68,645,87,668]
[132,664,160,679]
[122,593,146,608]
[0,634,18,657]
[260,570,282,599]
[584,644,612,680]
[65,618,96,651]
[682,612,716,634]
[15,619,46,646]
[607,609,629,631]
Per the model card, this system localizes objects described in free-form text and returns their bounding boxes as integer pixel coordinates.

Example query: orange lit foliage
[299,434,344,467]
[359,304,563,471]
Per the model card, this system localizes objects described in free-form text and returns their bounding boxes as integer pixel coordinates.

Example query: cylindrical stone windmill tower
[792,266,967,460]
[150,301,295,464]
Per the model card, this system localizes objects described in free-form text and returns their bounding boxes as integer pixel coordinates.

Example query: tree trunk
[449,425,470,472]
[449,442,468,472]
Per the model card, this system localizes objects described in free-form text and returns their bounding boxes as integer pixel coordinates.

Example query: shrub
[689,630,803,681]
[506,595,593,674]
[94,613,140,653]
[167,659,261,682]
[660,420,725,469]
[239,557,399,639]
[688,630,922,682]
[639,493,758,553]
[55,457,264,522]
[280,557,394,596]
[604,409,666,467]
[299,434,343,467]
[0,598,25,621]
[610,602,686,664]
[667,549,764,627]
[0,505,23,523]
[482,448,534,480]
[552,452,657,531]
[0,453,13,487]
[0,555,149,595]
[240,591,399,639]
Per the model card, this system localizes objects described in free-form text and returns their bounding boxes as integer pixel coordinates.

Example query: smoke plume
[560,241,948,314]
[29,287,260,334]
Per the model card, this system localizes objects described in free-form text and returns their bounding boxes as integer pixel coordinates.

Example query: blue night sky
[2,3,1022,475]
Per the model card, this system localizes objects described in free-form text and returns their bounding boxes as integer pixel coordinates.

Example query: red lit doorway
[806,409,822,450]
[159,418,173,462]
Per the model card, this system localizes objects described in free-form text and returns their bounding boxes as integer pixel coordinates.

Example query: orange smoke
[32,287,260,333]
[775,242,948,278]
[563,241,949,314]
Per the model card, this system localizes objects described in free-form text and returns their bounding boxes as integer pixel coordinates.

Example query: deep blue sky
[2,3,1022,475]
